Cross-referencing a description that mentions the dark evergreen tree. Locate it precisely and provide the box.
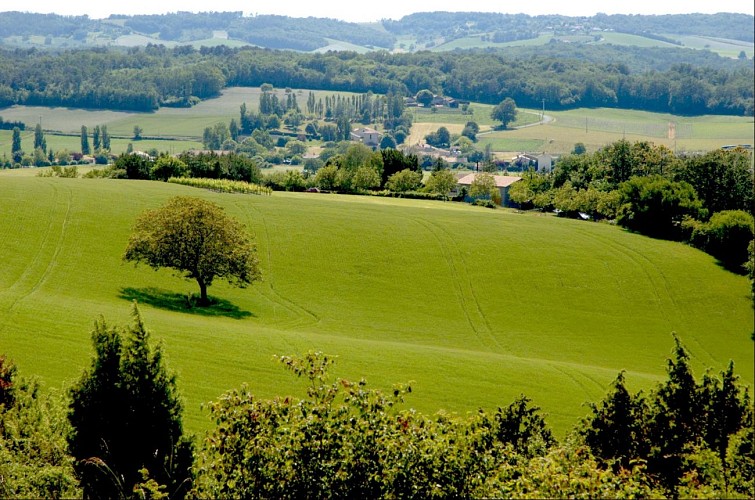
[68,305,193,498]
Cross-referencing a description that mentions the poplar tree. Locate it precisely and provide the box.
[33,123,46,153]
[80,126,90,155]
[11,127,22,163]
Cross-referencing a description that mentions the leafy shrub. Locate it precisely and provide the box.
[474,199,498,209]
[386,168,422,192]
[193,351,555,498]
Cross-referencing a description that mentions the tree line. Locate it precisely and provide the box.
[1,316,752,498]
[510,142,754,277]
[0,43,751,114]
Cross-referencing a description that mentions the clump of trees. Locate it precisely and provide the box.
[581,336,754,495]
[0,356,79,497]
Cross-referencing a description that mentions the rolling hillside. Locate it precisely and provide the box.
[0,11,752,57]
[0,173,751,435]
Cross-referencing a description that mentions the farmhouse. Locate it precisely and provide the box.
[457,173,521,206]
[514,153,553,173]
[350,127,380,147]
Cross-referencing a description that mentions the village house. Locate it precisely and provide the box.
[514,153,553,173]
[456,173,521,207]
[350,127,380,147]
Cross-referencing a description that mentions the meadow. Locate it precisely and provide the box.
[0,173,751,435]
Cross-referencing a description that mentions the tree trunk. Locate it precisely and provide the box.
[198,279,209,306]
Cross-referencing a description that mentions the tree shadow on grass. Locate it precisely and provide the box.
[119,287,254,319]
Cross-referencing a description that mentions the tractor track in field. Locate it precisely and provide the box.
[2,181,72,325]
[549,363,595,399]
[575,226,719,366]
[413,216,503,353]
[238,200,320,330]
[575,227,669,319]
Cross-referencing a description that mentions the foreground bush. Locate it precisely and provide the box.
[194,342,754,498]
[193,351,557,498]
[580,336,754,496]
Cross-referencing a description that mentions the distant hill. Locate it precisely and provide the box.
[384,11,754,46]
[0,10,752,56]
[0,11,394,51]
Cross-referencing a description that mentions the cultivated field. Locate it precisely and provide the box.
[478,107,755,155]
[0,175,751,435]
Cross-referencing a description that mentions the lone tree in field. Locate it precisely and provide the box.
[491,97,518,129]
[124,196,261,305]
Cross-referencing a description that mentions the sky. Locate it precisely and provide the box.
[8,0,755,23]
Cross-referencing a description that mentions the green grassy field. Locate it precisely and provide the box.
[0,174,751,436]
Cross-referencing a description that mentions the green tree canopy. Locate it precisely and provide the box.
[424,169,457,199]
[416,89,434,107]
[151,156,188,182]
[123,196,261,305]
[80,125,90,155]
[33,123,46,153]
[386,168,422,192]
[616,175,702,239]
[491,97,518,128]
[11,127,22,163]
[470,172,497,200]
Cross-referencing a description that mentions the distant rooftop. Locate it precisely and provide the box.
[457,173,521,188]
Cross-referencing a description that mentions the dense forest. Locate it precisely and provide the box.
[0,43,751,115]
[0,11,752,51]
